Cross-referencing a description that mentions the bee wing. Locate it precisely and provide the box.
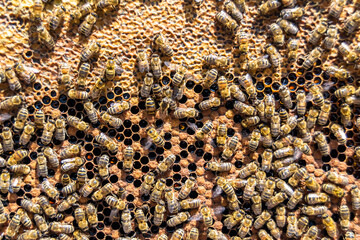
[187,122,198,132]
[322,81,333,91]
[212,185,223,198]
[305,92,313,102]
[26,66,40,74]
[61,158,76,164]
[109,208,120,221]
[213,206,226,215]
[189,213,202,221]
[0,113,12,123]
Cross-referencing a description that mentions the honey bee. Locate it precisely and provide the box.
[234,101,257,115]
[243,177,257,201]
[325,65,351,79]
[239,73,256,99]
[344,231,355,240]
[42,178,59,199]
[34,214,49,234]
[287,38,299,61]
[154,33,174,57]
[224,0,243,22]
[339,204,350,231]
[150,178,166,203]
[322,213,337,238]
[326,171,348,185]
[107,101,130,115]
[145,97,156,115]
[165,187,180,213]
[140,73,153,98]
[322,183,345,197]
[0,212,8,225]
[301,205,327,216]
[202,69,218,89]
[340,103,352,127]
[79,177,100,197]
[150,54,162,79]
[343,11,360,34]
[92,183,112,201]
[41,119,55,145]
[36,153,48,177]
[179,199,201,210]
[199,204,213,227]
[78,13,97,37]
[83,101,98,124]
[199,97,221,111]
[81,41,100,62]
[279,108,289,124]
[77,62,90,90]
[135,49,150,73]
[49,5,66,31]
[7,149,28,166]
[59,63,71,87]
[121,208,133,233]
[0,95,23,110]
[179,177,196,199]
[259,0,281,15]
[313,131,329,156]
[351,185,360,210]
[67,115,89,131]
[140,172,155,196]
[0,169,10,194]
[21,198,42,214]
[309,21,328,45]
[68,89,89,100]
[96,0,119,10]
[335,85,356,99]
[236,31,249,54]
[258,229,273,240]
[323,25,338,50]
[18,230,41,240]
[104,56,116,81]
[76,166,86,188]
[187,227,199,240]
[9,164,30,175]
[204,53,230,68]
[60,145,81,159]
[207,229,227,240]
[293,137,311,155]
[317,100,331,126]
[215,10,238,33]
[155,154,175,175]
[146,126,165,147]
[247,129,260,151]
[57,193,79,212]
[60,157,84,172]
[276,179,295,197]
[206,161,232,172]
[73,230,89,240]
[265,44,281,68]
[215,123,227,149]
[250,193,262,215]
[297,216,309,236]
[238,162,257,180]
[101,111,123,128]
[19,125,34,146]
[49,222,75,234]
[153,200,166,226]
[9,175,22,193]
[305,108,318,130]
[135,206,150,234]
[305,192,329,205]
[171,229,185,240]
[32,0,43,21]
[303,47,323,70]
[269,112,280,138]
[281,7,303,19]
[266,192,288,209]
[69,1,93,23]
[229,84,246,102]
[17,207,32,228]
[61,174,71,186]
[14,62,36,84]
[174,107,199,119]
[38,25,55,50]
[238,215,253,238]
[260,149,273,172]
[308,83,324,106]
[329,0,346,18]
[38,196,56,218]
[74,207,88,231]
[329,123,346,145]
[296,118,311,143]
[277,19,299,35]
[269,23,285,46]
[5,67,21,91]
[285,212,297,238]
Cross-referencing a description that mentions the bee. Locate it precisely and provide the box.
[216,177,236,197]
[146,126,165,147]
[278,86,292,109]
[269,23,284,46]
[49,222,75,234]
[267,219,281,239]
[217,76,231,99]
[322,213,337,238]
[140,172,155,196]
[150,178,166,203]
[265,44,281,68]
[285,38,299,61]
[340,103,352,127]
[68,89,89,100]
[238,162,258,179]
[153,200,166,226]
[0,211,8,225]
[259,0,281,15]
[73,230,89,240]
[8,164,30,175]
[135,206,149,234]
[260,149,273,172]
[286,188,302,209]
[238,215,253,238]
[323,25,338,50]
[203,69,218,88]
[0,95,23,110]
[266,192,288,209]
[7,149,28,166]
[247,55,272,73]
[250,193,262,215]
[253,171,265,193]
[204,53,230,68]
[171,229,185,240]
[242,116,265,131]
[297,216,309,236]
[100,111,123,128]
[293,137,311,155]
[144,97,156,115]
[104,57,116,81]
[80,177,100,197]
[326,171,348,185]
[14,62,36,84]
[207,229,227,240]
[296,118,311,142]
[325,65,351,79]
[274,146,295,162]
[5,67,21,91]
[199,204,213,227]
[0,169,10,194]
[329,0,346,18]
[301,205,327,216]
[36,153,48,177]
[303,47,323,70]
[308,83,324,107]
[57,193,79,211]
[344,231,355,240]
[198,98,221,112]
[140,73,153,98]
[32,0,43,21]
[281,7,303,20]
[234,101,257,115]
[155,154,175,175]
[41,119,55,145]
[4,212,21,238]
[313,131,329,156]
[269,113,280,138]
[285,212,298,238]
[33,110,45,130]
[229,84,246,102]
[92,183,112,201]
[351,185,360,210]
[279,108,289,124]
[205,161,232,172]
[69,2,93,23]
[77,62,90,89]
[38,26,55,50]
[339,204,350,231]
[215,10,238,33]
[165,187,180,213]
[18,230,41,240]
[17,208,32,228]
[248,129,261,152]
[81,41,100,62]
[224,0,243,22]
[60,145,81,159]
[121,208,133,233]
[243,177,257,201]
[258,230,273,240]
[61,174,70,186]
[317,100,331,126]
[237,31,249,54]
[38,196,56,218]
[305,108,318,129]
[239,73,256,99]
[59,63,71,87]
[76,166,86,188]
[78,13,97,37]
[9,175,22,193]
[21,198,42,214]
[277,19,299,35]
[179,177,196,199]
[49,5,66,31]
[107,101,130,115]
[344,11,360,34]
[34,214,49,234]
[153,33,173,57]
[41,178,59,199]
[61,157,84,172]
[309,21,328,45]
[96,0,119,10]
[335,85,356,99]
[305,192,329,205]
[174,108,199,119]
[67,115,89,131]
[136,49,150,73]
[187,227,199,240]
[330,123,347,145]
[150,54,162,79]
[322,183,345,197]
[82,101,98,124]
[179,199,201,210]
[74,207,88,231]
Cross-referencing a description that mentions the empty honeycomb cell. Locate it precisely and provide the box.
[156,147,164,155]
[201,89,211,98]
[225,100,235,110]
[141,195,150,201]
[186,80,195,89]
[33,82,42,90]
[256,82,264,91]
[140,156,149,165]
[339,154,346,162]
[271,82,280,91]
[180,150,189,158]
[187,127,195,135]
[125,138,133,145]
[59,104,68,113]
[148,152,156,160]
[35,101,43,109]
[330,149,338,158]
[109,175,118,183]
[161,76,171,86]
[347,167,354,175]
[133,179,141,187]
[188,163,197,171]
[194,85,203,94]
[322,164,331,172]
[338,145,346,152]
[354,171,360,179]
[179,123,187,131]
[42,96,51,105]
[116,134,124,142]
[126,175,134,183]
[188,145,196,153]
[173,174,181,182]
[179,95,188,104]
[124,129,132,137]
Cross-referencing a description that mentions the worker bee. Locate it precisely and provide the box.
[107,101,130,115]
[203,69,218,88]
[260,149,273,172]
[37,153,48,177]
[21,198,42,214]
[216,123,227,148]
[79,177,100,197]
[174,108,199,119]
[259,0,281,15]
[171,229,185,240]
[49,222,75,234]
[322,183,345,197]
[322,213,337,238]
[57,193,79,211]
[249,129,261,151]
[8,164,30,175]
[293,137,311,155]
[250,193,262,215]
[92,183,113,201]
[224,0,243,22]
[74,207,88,231]
[83,101,98,124]
[258,229,273,240]
[18,230,41,240]
[325,64,351,79]
[32,0,43,21]
[301,205,327,216]
[286,188,302,210]
[136,49,150,73]
[217,76,230,99]
[13,107,28,133]
[34,214,49,234]
[78,13,97,37]
[307,82,324,106]
[60,145,81,159]
[150,178,166,203]
[155,154,175,175]
[153,33,173,57]
[14,62,36,84]
[323,25,338,50]
[17,207,32,229]
[49,5,66,31]
[317,100,331,126]
[81,41,100,62]
[269,23,285,46]
[61,157,84,172]
[121,207,133,233]
[296,118,311,143]
[294,90,306,117]
[76,166,86,188]
[150,54,162,79]
[238,162,258,179]
[343,11,360,34]
[238,215,253,238]
[140,172,155,196]
[206,161,232,172]
[241,116,260,129]
[276,179,295,197]
[179,177,196,199]
[0,95,23,110]
[0,211,8,225]
[67,115,89,131]
[344,231,355,240]
[326,171,348,185]
[146,126,165,147]
[234,101,256,115]
[266,192,288,209]
[279,85,293,109]
[41,178,59,199]
[145,97,156,115]
[340,103,352,127]
[38,196,56,218]
[229,84,246,102]
[121,146,134,173]
[200,204,214,227]
[38,25,55,50]
[279,108,289,124]
[286,38,299,61]
[187,227,199,240]
[9,175,22,193]
[243,177,257,201]
[286,212,298,238]
[61,173,71,186]
[237,31,249,54]
[277,19,299,35]
[41,119,55,145]
[335,85,356,99]
[165,187,180,213]
[329,0,346,18]
[351,185,360,210]
[339,204,350,231]
[203,53,230,68]
[69,1,92,23]
[280,7,303,19]
[265,44,281,68]
[104,56,116,81]
[68,89,89,100]
[305,108,318,129]
[77,62,90,90]
[5,67,21,91]
[239,73,256,99]
[269,112,280,138]
[7,149,28,166]
[179,199,201,210]
[140,73,153,98]
[153,200,166,226]
[309,21,328,45]
[96,0,119,10]
[100,111,123,128]
[303,47,323,70]
[215,10,238,33]
[19,122,35,145]
[314,131,329,156]
[330,123,347,145]
[135,206,150,234]
[305,192,329,205]
[59,63,71,87]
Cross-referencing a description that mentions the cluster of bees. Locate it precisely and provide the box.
[1,0,360,239]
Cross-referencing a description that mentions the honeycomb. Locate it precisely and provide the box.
[0,0,360,239]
